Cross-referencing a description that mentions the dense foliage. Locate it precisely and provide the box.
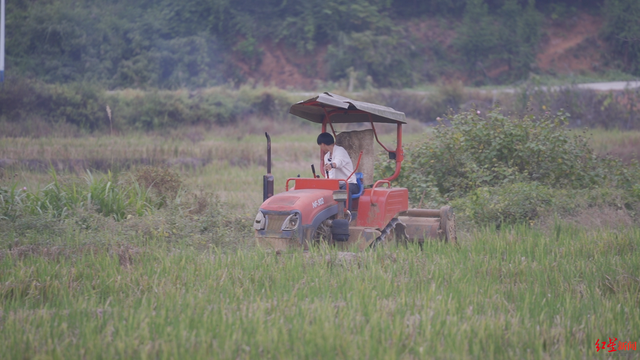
[2,78,639,133]
[602,0,640,76]
[0,78,298,132]
[378,109,640,226]
[3,0,623,89]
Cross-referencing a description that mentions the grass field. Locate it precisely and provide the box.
[1,126,639,359]
[1,226,638,359]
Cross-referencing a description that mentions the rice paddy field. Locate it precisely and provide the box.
[1,126,639,359]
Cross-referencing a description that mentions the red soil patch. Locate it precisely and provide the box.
[234,41,327,90]
[536,13,605,74]
[405,18,465,82]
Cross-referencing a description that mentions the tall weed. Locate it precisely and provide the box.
[23,168,84,218]
[0,184,27,221]
[85,170,154,221]
[4,168,155,222]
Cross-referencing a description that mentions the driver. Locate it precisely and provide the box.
[317,132,359,198]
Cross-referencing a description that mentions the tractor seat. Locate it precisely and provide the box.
[351,172,364,200]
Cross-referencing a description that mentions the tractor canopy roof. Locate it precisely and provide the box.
[290,92,406,124]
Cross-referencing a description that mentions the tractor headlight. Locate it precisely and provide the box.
[281,213,300,231]
[253,211,266,230]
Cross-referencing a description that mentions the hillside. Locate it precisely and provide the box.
[3,0,639,89]
[239,12,609,88]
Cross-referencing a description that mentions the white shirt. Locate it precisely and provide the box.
[324,145,357,184]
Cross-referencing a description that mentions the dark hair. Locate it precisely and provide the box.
[317,132,335,145]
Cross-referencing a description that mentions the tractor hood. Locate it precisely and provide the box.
[260,189,337,225]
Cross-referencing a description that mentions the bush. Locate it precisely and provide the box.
[134,166,183,206]
[385,109,610,198]
[452,182,552,227]
[453,183,638,228]
[378,108,640,226]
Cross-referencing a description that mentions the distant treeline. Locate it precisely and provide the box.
[4,0,639,88]
[1,78,639,135]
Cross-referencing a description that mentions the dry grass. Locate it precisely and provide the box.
[563,207,636,229]
[587,129,640,164]
[536,206,637,235]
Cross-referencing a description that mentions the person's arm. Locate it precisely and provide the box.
[323,153,333,172]
[331,147,350,169]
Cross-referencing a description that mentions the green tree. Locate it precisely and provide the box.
[327,28,420,88]
[391,0,467,17]
[602,0,640,75]
[454,0,496,77]
[497,0,541,79]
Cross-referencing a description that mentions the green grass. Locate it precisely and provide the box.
[1,127,639,359]
[1,225,638,359]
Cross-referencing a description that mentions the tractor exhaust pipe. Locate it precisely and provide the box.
[263,132,274,201]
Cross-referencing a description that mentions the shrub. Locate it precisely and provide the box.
[452,182,552,227]
[377,108,640,226]
[134,166,183,206]
[384,109,609,199]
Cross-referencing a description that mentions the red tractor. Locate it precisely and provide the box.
[253,92,456,250]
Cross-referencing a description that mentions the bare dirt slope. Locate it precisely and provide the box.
[234,41,327,89]
[536,13,605,75]
[236,13,607,88]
